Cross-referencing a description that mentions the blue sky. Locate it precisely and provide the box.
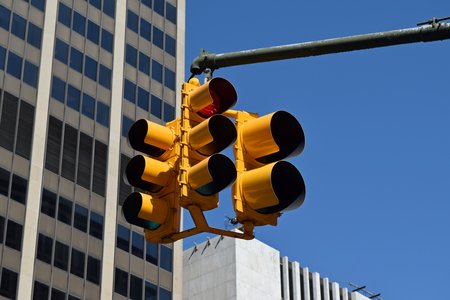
[182,1,450,299]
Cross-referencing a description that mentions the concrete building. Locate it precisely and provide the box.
[0,0,184,298]
[183,234,369,300]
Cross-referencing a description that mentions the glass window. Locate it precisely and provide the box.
[27,22,42,49]
[74,204,88,232]
[55,39,69,65]
[152,27,164,49]
[71,248,85,278]
[51,76,66,103]
[166,3,177,24]
[10,174,27,204]
[54,241,69,270]
[146,242,158,265]
[159,287,172,300]
[131,231,144,258]
[141,0,151,9]
[0,268,18,299]
[41,189,57,217]
[36,233,53,263]
[0,92,18,152]
[130,275,142,300]
[127,10,138,33]
[114,268,128,297]
[0,46,6,70]
[89,0,101,10]
[45,116,62,174]
[96,101,110,127]
[61,124,78,181]
[92,140,107,196]
[139,52,150,75]
[124,79,136,103]
[116,224,129,252]
[33,281,49,300]
[151,60,162,83]
[87,20,100,44]
[122,116,133,137]
[84,55,98,81]
[103,0,115,18]
[140,18,151,41]
[73,11,86,36]
[0,5,11,31]
[164,67,175,91]
[31,0,46,11]
[11,13,26,39]
[101,29,113,53]
[70,47,83,73]
[165,34,176,57]
[5,220,22,251]
[58,3,72,28]
[119,154,131,205]
[163,103,175,122]
[57,196,72,225]
[154,0,164,16]
[0,168,9,197]
[51,288,65,300]
[160,245,173,272]
[145,281,157,300]
[77,132,92,189]
[23,60,39,88]
[16,100,35,159]
[0,216,4,243]
[68,295,82,300]
[150,95,162,119]
[7,51,23,79]
[99,64,112,89]
[82,93,95,119]
[87,256,101,284]
[67,85,81,111]
[137,87,149,111]
[126,44,137,67]
[89,211,103,239]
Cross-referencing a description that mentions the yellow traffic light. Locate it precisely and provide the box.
[232,110,306,227]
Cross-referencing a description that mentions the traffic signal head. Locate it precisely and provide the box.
[122,192,168,230]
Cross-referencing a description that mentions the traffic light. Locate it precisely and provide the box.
[232,110,306,228]
[122,118,181,243]
[179,78,237,211]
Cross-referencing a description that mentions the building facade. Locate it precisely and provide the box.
[183,234,369,300]
[0,0,184,298]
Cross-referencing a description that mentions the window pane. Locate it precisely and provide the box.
[96,101,109,127]
[36,233,53,263]
[137,87,149,111]
[116,224,129,252]
[166,3,177,24]
[163,103,175,122]
[124,79,136,103]
[33,281,49,300]
[119,154,131,205]
[152,27,163,49]
[101,29,113,53]
[31,0,46,11]
[90,211,103,239]
[72,11,86,36]
[84,56,98,81]
[61,124,78,181]
[10,174,27,204]
[51,76,66,103]
[114,268,128,297]
[0,92,18,152]
[7,51,23,79]
[0,5,11,31]
[165,34,176,57]
[27,22,42,49]
[164,67,175,91]
[126,44,137,67]
[77,132,92,189]
[70,47,83,73]
[92,140,107,196]
[89,0,101,10]
[41,188,57,217]
[57,196,72,225]
[159,287,172,300]
[160,245,173,272]
[0,216,4,243]
[130,275,142,300]
[51,288,65,300]
[122,116,133,137]
[82,93,95,119]
[127,10,138,33]
[87,256,101,284]
[45,116,63,173]
[131,231,144,258]
[0,46,6,70]
[142,0,151,9]
[58,3,72,28]
[23,60,39,88]
[103,0,115,18]
[87,20,100,44]
[145,281,157,300]
[151,60,162,83]
[11,13,26,39]
[0,168,9,197]
[139,52,150,75]
[154,0,164,16]
[140,19,151,41]
[16,100,35,159]
[99,64,111,89]
[55,38,69,63]
[5,219,23,251]
[73,204,88,232]
[0,268,18,299]
[71,248,85,278]
[146,242,158,265]
[54,241,69,270]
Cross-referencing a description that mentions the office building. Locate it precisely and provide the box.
[0,0,184,298]
[183,234,369,300]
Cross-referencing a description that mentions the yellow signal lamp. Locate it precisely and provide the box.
[125,155,174,193]
[122,192,169,230]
